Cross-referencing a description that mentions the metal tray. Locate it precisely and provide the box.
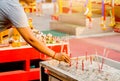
[40,55,120,81]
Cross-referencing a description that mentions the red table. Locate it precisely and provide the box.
[0,43,69,81]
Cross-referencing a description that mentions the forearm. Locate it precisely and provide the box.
[27,37,55,58]
[17,27,55,58]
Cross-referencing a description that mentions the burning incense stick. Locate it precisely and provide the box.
[100,49,109,70]
[86,51,88,61]
[100,48,107,70]
[69,53,72,67]
[60,41,64,53]
[95,49,101,72]
[90,56,92,64]
[82,60,84,71]
[58,38,64,64]
[76,57,78,69]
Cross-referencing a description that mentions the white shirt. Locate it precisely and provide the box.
[0,0,29,32]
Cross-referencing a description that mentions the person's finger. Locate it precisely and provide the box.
[62,54,70,63]
[65,57,70,63]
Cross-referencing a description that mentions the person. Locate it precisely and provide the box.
[0,0,70,63]
[36,0,45,16]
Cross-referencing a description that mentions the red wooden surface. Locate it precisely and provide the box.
[0,43,68,81]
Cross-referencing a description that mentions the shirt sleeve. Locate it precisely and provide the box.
[6,3,29,28]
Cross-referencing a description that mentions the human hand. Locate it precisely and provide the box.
[53,52,70,64]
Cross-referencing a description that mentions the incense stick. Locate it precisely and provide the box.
[76,57,78,69]
[60,41,64,53]
[100,50,109,70]
[95,49,101,72]
[82,60,84,71]
[86,51,88,61]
